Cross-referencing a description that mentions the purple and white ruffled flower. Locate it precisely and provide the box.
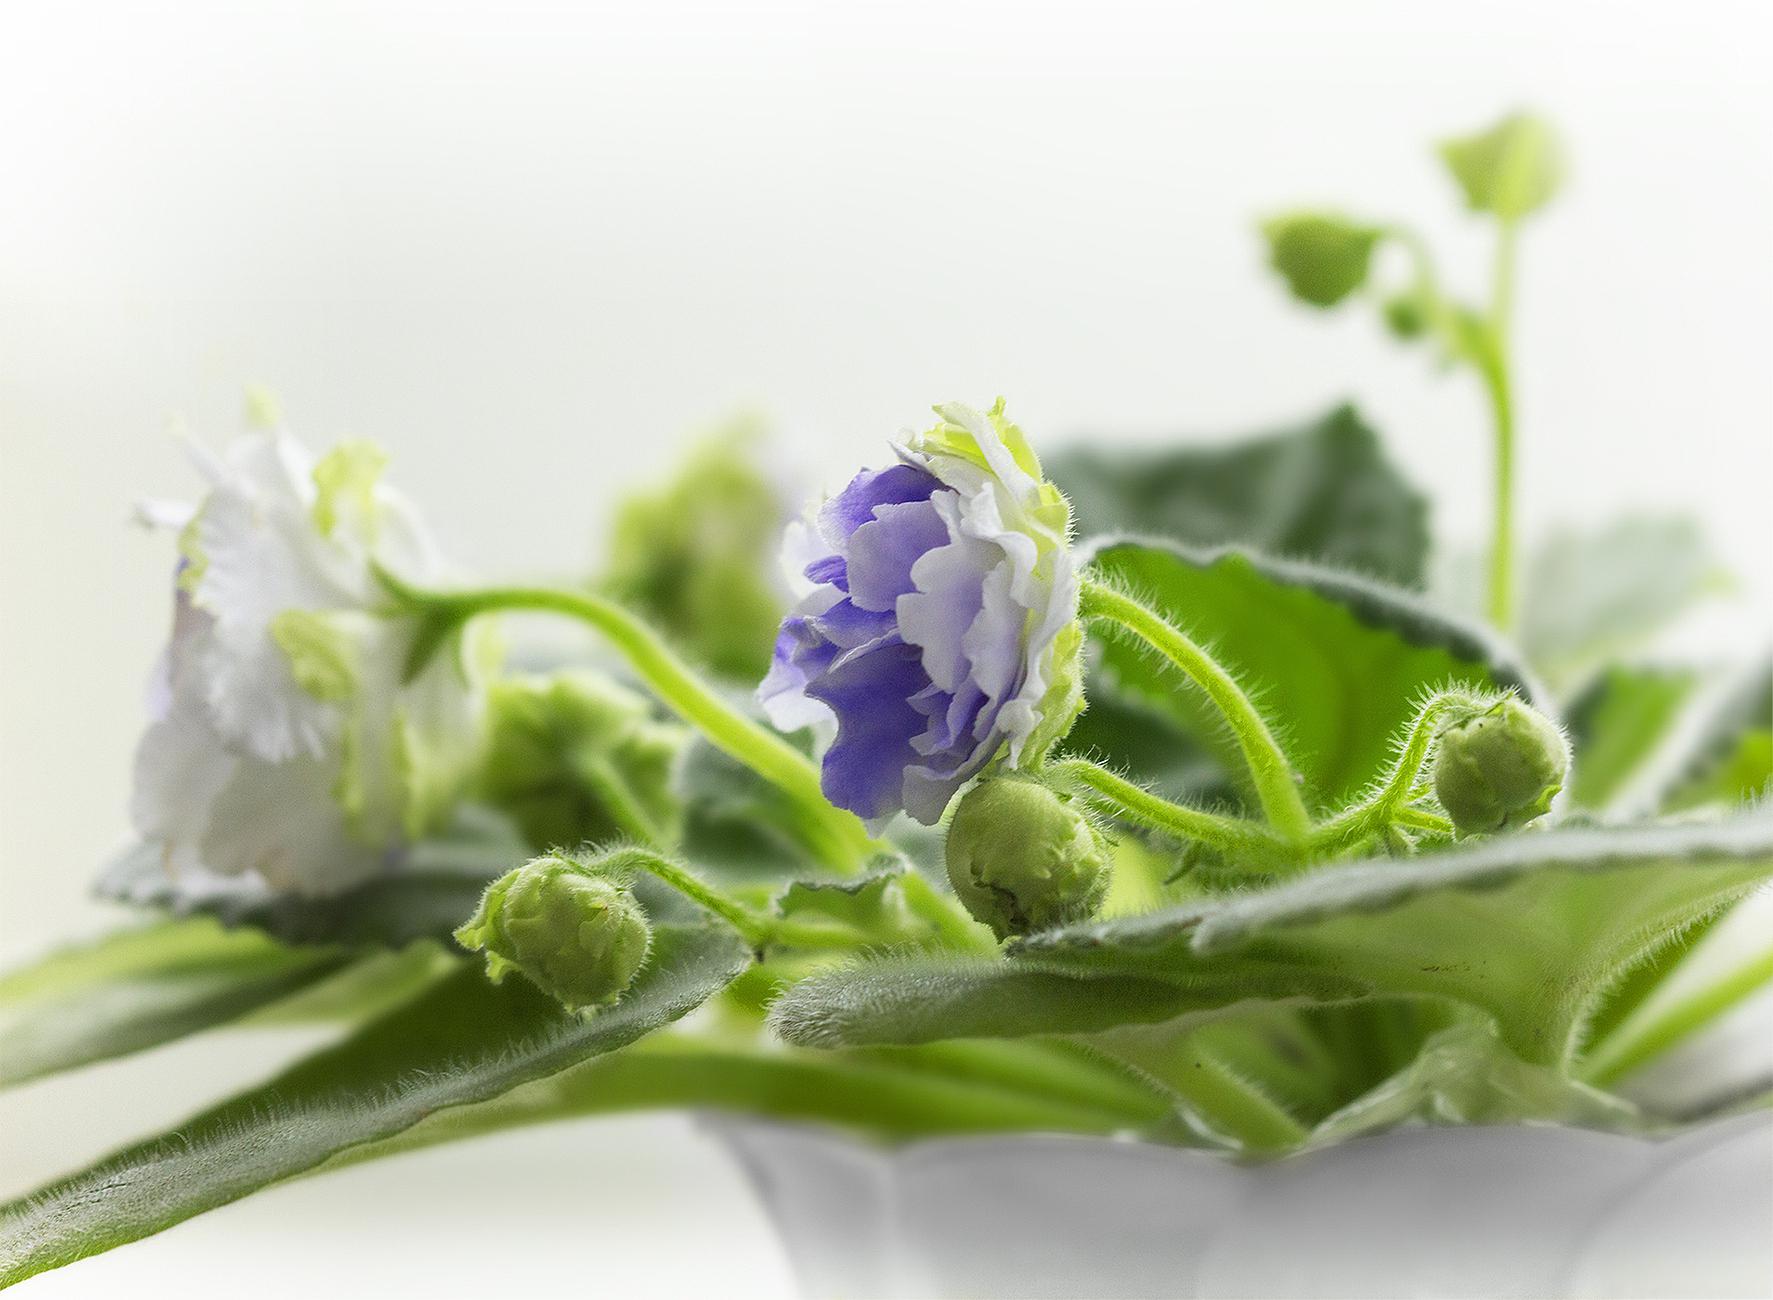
[759,401,1080,825]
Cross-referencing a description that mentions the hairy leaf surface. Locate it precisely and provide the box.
[0,924,747,1287]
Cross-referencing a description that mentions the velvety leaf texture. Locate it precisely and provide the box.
[1048,405,1430,588]
[0,920,349,1089]
[0,923,749,1287]
[1078,538,1538,810]
[774,816,1773,1070]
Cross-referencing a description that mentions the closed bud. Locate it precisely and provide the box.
[1433,697,1569,835]
[945,778,1110,941]
[480,672,685,852]
[454,852,652,1010]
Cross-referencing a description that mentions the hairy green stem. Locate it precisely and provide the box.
[895,870,997,952]
[629,854,870,953]
[1311,689,1491,852]
[1582,942,1773,1087]
[1099,1034,1308,1154]
[377,571,875,871]
[1079,578,1312,843]
[574,752,670,848]
[1050,758,1297,871]
[1393,806,1454,836]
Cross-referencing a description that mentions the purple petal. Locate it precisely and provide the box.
[819,463,941,542]
[804,553,848,590]
[806,636,931,821]
[846,500,949,613]
[812,597,897,650]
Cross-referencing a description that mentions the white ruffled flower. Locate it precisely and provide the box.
[132,429,491,896]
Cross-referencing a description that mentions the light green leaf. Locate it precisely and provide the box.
[1078,539,1537,810]
[1259,213,1384,308]
[1566,666,1703,811]
[1048,405,1430,588]
[1438,112,1565,220]
[0,920,349,1089]
[774,817,1773,1070]
[1517,517,1730,692]
[1664,659,1773,812]
[1036,815,1773,1065]
[0,923,748,1288]
[95,809,529,948]
[1307,1021,1634,1146]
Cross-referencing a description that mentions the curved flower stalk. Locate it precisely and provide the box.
[132,429,492,896]
[759,400,1083,825]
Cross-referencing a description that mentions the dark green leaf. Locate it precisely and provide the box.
[95,809,529,948]
[1080,538,1537,810]
[0,920,349,1089]
[0,923,747,1287]
[1259,213,1384,307]
[1049,405,1430,588]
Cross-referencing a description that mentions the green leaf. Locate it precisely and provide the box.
[1048,405,1430,588]
[1515,517,1730,693]
[1664,659,1773,812]
[0,920,350,1089]
[776,871,936,946]
[1079,538,1537,810]
[0,923,748,1287]
[1438,112,1565,220]
[769,950,1362,1048]
[1259,213,1384,307]
[774,817,1773,1069]
[674,733,827,884]
[95,809,529,948]
[327,1035,1175,1166]
[1566,666,1702,811]
[1307,1021,1634,1145]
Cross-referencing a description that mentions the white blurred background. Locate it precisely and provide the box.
[1,1,1768,1294]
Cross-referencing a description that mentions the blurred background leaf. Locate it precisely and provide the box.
[1050,404,1430,588]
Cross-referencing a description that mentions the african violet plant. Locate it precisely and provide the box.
[2,112,1770,1288]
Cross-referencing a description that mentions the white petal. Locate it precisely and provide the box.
[201,753,387,896]
[130,683,237,878]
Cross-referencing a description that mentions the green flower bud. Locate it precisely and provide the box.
[480,672,685,852]
[454,853,652,1010]
[1433,697,1569,835]
[602,431,788,680]
[945,778,1110,941]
